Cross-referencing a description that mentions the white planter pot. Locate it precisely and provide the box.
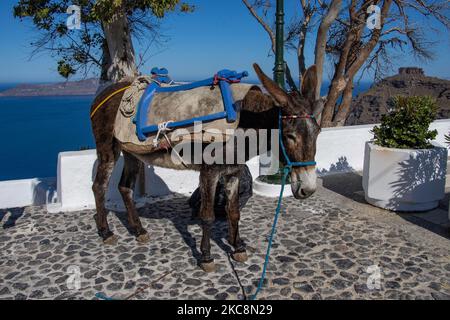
[362,141,447,212]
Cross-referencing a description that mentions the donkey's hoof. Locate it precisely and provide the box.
[200,261,216,273]
[136,232,150,244]
[232,251,248,263]
[103,234,118,245]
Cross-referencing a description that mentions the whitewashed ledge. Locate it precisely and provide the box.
[0,119,449,211]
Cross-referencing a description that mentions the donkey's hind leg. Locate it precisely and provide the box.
[92,143,121,245]
[119,151,149,243]
[224,171,248,263]
[199,166,220,272]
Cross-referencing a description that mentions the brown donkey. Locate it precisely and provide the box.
[90,63,323,272]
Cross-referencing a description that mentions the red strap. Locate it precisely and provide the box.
[213,74,241,86]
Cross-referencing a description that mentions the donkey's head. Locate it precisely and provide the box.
[254,63,323,199]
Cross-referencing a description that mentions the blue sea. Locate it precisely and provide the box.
[0,81,372,181]
[0,85,95,181]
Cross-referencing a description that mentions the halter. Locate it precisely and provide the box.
[278,109,317,169]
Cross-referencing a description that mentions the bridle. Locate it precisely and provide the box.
[278,110,317,169]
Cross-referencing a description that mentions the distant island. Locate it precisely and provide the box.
[0,78,99,97]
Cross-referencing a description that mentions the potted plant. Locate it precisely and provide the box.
[362,96,447,212]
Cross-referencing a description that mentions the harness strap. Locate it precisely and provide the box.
[281,114,315,120]
[213,74,242,86]
[90,86,131,119]
[279,110,317,168]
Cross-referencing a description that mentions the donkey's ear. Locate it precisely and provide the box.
[253,63,290,107]
[301,65,318,102]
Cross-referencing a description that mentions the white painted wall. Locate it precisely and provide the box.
[0,177,55,209]
[315,119,450,174]
[1,119,449,211]
[47,150,206,213]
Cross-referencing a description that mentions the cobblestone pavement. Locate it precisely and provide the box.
[1,189,450,300]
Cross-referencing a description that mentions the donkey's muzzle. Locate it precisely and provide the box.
[291,168,317,199]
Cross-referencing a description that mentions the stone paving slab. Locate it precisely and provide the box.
[1,190,450,300]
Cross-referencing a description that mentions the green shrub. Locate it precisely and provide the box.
[372,96,438,149]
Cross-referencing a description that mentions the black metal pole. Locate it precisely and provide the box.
[270,0,286,180]
[274,0,285,89]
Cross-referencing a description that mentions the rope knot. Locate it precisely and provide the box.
[153,121,173,147]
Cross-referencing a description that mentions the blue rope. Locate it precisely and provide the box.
[250,109,318,300]
[95,292,116,300]
[250,165,291,300]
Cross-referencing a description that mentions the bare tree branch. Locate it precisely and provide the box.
[242,0,276,53]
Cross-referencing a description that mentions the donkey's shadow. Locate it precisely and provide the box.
[0,208,25,229]
[111,196,232,263]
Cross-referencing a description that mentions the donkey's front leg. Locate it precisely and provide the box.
[224,174,248,263]
[198,167,220,272]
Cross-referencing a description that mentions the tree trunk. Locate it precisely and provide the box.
[322,0,393,127]
[321,77,347,127]
[333,79,354,126]
[297,26,306,79]
[314,0,342,100]
[101,6,139,83]
[100,38,112,82]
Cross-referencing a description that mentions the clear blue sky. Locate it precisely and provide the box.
[0,0,449,83]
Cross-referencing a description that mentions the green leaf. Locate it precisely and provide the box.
[57,60,76,79]
[373,96,438,149]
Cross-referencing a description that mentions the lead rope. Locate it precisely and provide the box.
[250,165,291,300]
[250,109,317,300]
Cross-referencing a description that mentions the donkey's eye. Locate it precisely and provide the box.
[286,133,296,141]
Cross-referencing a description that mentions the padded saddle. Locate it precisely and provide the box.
[134,69,249,141]
[114,69,257,152]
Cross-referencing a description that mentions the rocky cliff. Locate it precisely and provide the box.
[346,68,450,125]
